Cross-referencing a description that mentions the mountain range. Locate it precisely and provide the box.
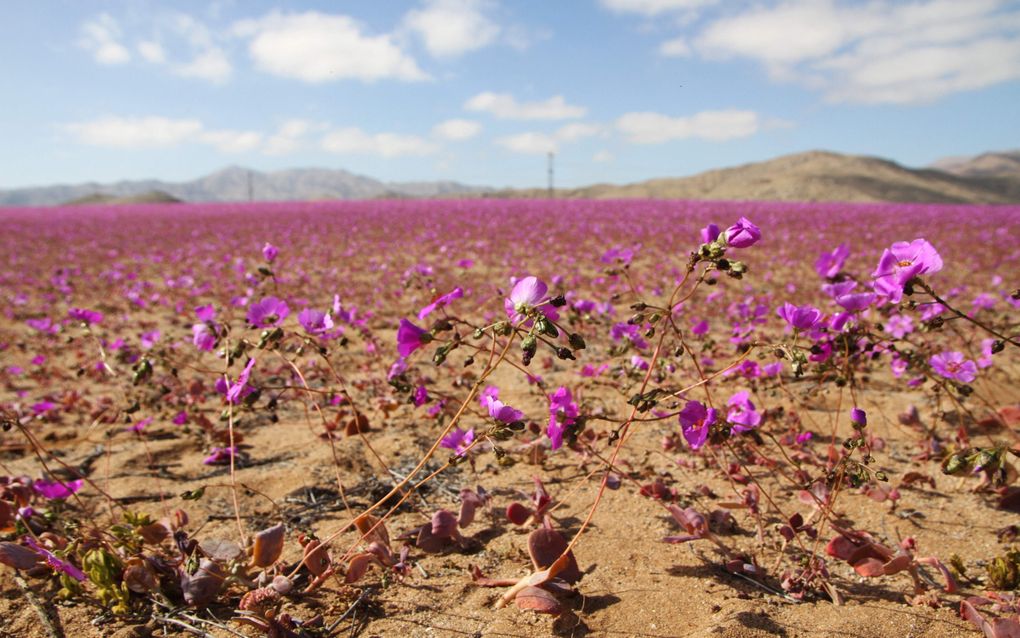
[2,150,1018,206]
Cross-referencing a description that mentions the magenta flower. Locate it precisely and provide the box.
[815,243,850,279]
[850,408,867,427]
[505,276,559,325]
[835,292,875,312]
[413,385,429,407]
[26,318,58,334]
[484,391,524,423]
[203,447,237,465]
[128,417,153,433]
[298,308,334,336]
[172,411,188,425]
[884,314,913,339]
[547,386,579,450]
[723,217,761,248]
[195,304,216,322]
[776,302,822,331]
[700,223,721,244]
[192,323,217,351]
[226,358,257,404]
[33,478,83,500]
[872,239,943,302]
[727,391,761,433]
[68,307,103,325]
[929,351,977,383]
[262,242,279,262]
[601,245,635,265]
[140,330,161,350]
[247,296,290,328]
[417,287,464,320]
[396,318,430,357]
[22,536,86,582]
[440,427,475,456]
[678,401,716,450]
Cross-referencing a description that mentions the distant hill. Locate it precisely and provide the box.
[0,166,491,206]
[65,190,182,205]
[3,151,1019,206]
[491,151,1020,203]
[930,150,1020,179]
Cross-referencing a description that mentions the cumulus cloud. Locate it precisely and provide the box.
[496,122,602,154]
[616,110,761,143]
[175,48,232,83]
[691,0,1020,104]
[432,119,482,140]
[234,11,428,83]
[465,92,586,120]
[659,37,691,57]
[263,119,327,155]
[137,40,166,64]
[64,116,259,153]
[78,14,131,65]
[403,0,500,57]
[601,0,716,16]
[321,128,439,156]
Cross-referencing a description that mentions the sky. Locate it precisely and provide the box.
[2,0,1019,190]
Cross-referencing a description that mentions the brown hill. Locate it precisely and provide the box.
[930,150,1020,179]
[64,190,182,205]
[489,150,1020,203]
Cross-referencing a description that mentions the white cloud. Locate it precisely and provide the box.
[601,0,715,16]
[175,48,232,83]
[465,92,586,120]
[616,110,760,143]
[321,128,439,156]
[691,0,1020,105]
[198,130,262,153]
[496,132,558,155]
[403,0,500,58]
[137,40,166,64]
[264,119,326,155]
[234,11,428,83]
[432,119,482,140]
[593,150,615,162]
[65,116,202,148]
[496,122,602,154]
[78,14,131,65]
[659,37,691,57]
[64,116,262,153]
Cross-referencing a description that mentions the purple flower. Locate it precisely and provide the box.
[418,287,464,320]
[128,417,153,433]
[815,243,850,279]
[505,276,559,325]
[247,296,290,328]
[884,314,913,339]
[700,223,721,244]
[835,292,875,312]
[547,386,579,450]
[723,217,761,249]
[413,385,429,407]
[172,411,188,425]
[484,391,524,423]
[192,323,217,351]
[678,401,716,450]
[262,242,279,262]
[396,318,430,357]
[776,302,822,331]
[140,330,161,350]
[68,307,103,325]
[850,408,867,427]
[601,246,635,265]
[26,318,58,334]
[727,391,761,433]
[441,427,475,456]
[872,239,943,303]
[195,304,216,322]
[387,357,408,380]
[22,536,86,582]
[33,478,83,500]
[929,351,977,383]
[978,338,996,369]
[298,308,334,336]
[203,446,237,465]
[226,358,257,404]
[691,319,709,336]
[630,355,649,371]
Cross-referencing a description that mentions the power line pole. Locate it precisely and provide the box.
[547,151,554,198]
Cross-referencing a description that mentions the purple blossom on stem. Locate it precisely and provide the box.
[226,358,257,404]
[505,276,559,325]
[727,391,761,433]
[850,408,867,427]
[246,296,290,328]
[262,242,279,262]
[872,238,943,303]
[418,287,464,320]
[700,223,721,244]
[203,447,237,465]
[192,323,217,352]
[33,478,83,500]
[413,385,429,407]
[298,308,334,336]
[678,401,716,450]
[815,243,850,279]
[929,351,977,383]
[195,304,216,322]
[547,386,579,450]
[22,536,86,582]
[26,318,58,334]
[776,302,822,331]
[140,330,161,350]
[68,308,103,325]
[723,217,761,248]
[601,245,635,265]
[484,391,524,423]
[441,427,475,456]
[396,318,430,357]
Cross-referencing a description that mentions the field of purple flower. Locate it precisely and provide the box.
[1,199,1019,637]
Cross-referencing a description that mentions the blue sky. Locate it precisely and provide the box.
[2,0,1019,189]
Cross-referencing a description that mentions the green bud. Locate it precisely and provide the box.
[568,333,586,350]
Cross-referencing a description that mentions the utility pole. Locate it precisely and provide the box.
[547,151,554,198]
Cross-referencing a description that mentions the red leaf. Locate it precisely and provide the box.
[514,586,563,615]
[506,502,532,526]
[527,527,581,584]
[251,523,286,568]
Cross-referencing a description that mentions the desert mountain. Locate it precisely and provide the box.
[494,151,1020,203]
[0,166,490,206]
[929,150,1020,180]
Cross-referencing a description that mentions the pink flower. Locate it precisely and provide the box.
[396,318,430,357]
[418,287,463,320]
[505,276,559,325]
[700,223,721,244]
[723,217,761,248]
[678,401,716,450]
[247,296,290,328]
[484,391,524,423]
[727,391,761,433]
[815,243,849,279]
[203,447,237,465]
[441,428,475,456]
[33,478,83,500]
[777,302,822,331]
[262,242,279,262]
[68,308,103,325]
[872,239,942,303]
[929,351,977,383]
[226,358,257,404]
[298,308,334,336]
[547,386,578,450]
